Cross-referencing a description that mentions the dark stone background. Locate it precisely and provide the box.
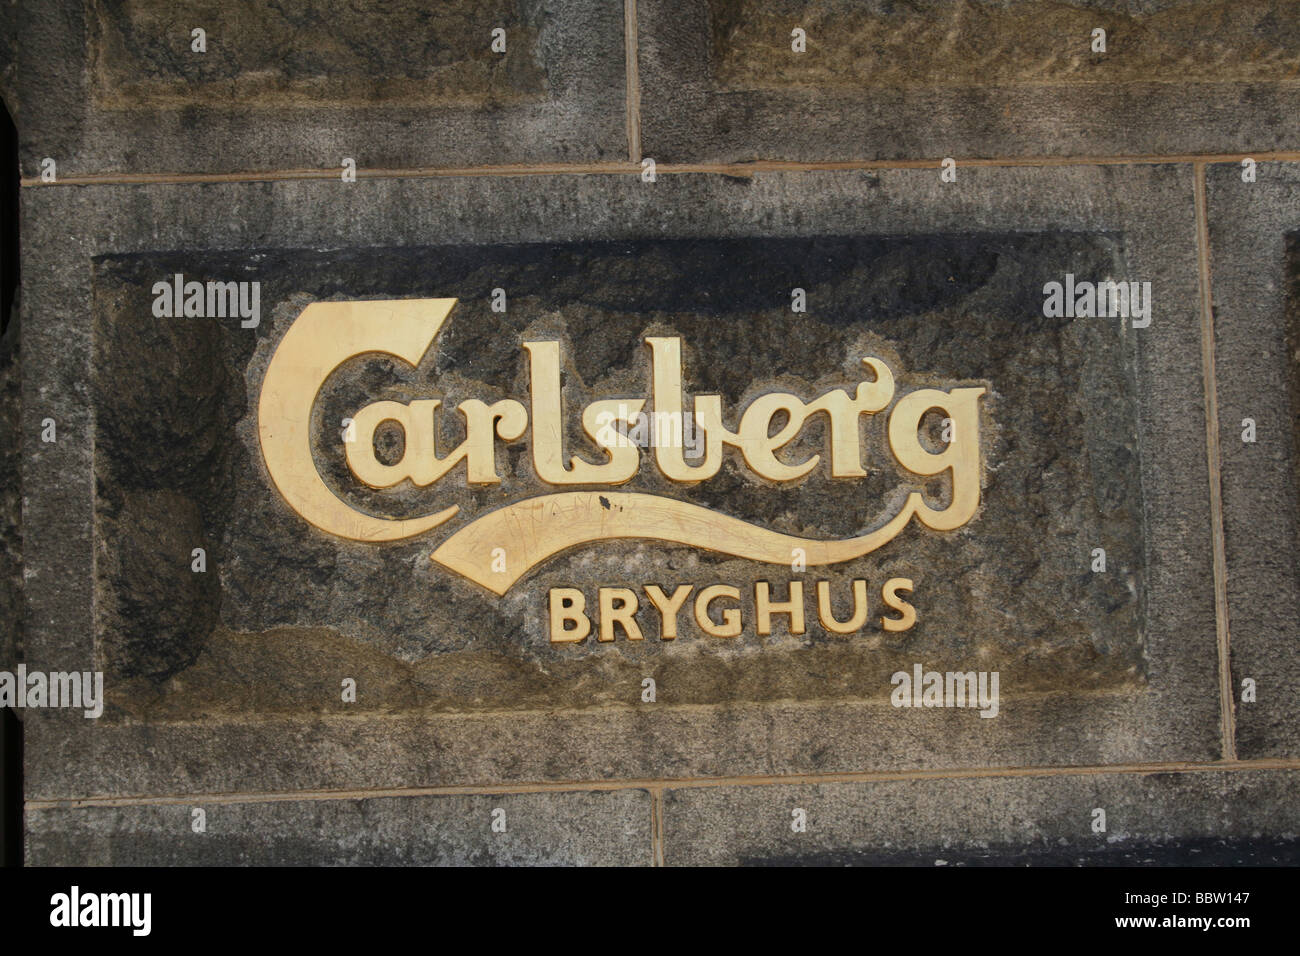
[93,233,1144,718]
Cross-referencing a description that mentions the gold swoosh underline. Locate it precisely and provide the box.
[430,491,923,595]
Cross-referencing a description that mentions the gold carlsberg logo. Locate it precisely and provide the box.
[257,299,986,615]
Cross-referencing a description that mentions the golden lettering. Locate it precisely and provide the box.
[881,577,916,632]
[694,584,742,638]
[803,359,895,477]
[346,399,440,488]
[457,399,529,483]
[545,576,918,642]
[258,300,988,594]
[755,580,806,635]
[549,587,590,643]
[887,388,985,531]
[816,579,870,634]
[645,336,731,481]
[345,397,527,488]
[257,299,460,541]
[644,584,693,640]
[737,394,818,483]
[598,587,643,642]
[524,341,645,484]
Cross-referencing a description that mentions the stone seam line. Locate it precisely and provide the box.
[1193,162,1238,763]
[623,0,642,163]
[650,787,664,867]
[24,758,1300,810]
[17,153,1300,187]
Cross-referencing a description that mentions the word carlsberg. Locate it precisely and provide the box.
[258,299,987,594]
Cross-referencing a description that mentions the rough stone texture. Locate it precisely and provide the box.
[662,769,1300,866]
[26,788,652,865]
[638,0,1300,162]
[89,0,548,108]
[7,0,627,176]
[91,235,1144,717]
[1205,161,1300,759]
[19,165,1223,810]
[709,0,1300,88]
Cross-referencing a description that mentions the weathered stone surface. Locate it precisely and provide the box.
[638,0,1300,162]
[20,166,1222,807]
[8,0,1300,872]
[89,0,547,108]
[708,0,1300,88]
[26,788,652,865]
[1205,161,1300,759]
[9,0,627,176]
[21,693,1219,803]
[92,235,1143,717]
[662,769,1300,866]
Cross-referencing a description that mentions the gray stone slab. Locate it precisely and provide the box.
[637,0,1300,163]
[25,787,652,865]
[661,769,1300,866]
[20,164,1221,803]
[1205,161,1300,759]
[7,0,629,177]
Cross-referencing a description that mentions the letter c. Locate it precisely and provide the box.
[258,298,461,541]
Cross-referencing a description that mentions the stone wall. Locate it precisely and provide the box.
[3,0,1299,866]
